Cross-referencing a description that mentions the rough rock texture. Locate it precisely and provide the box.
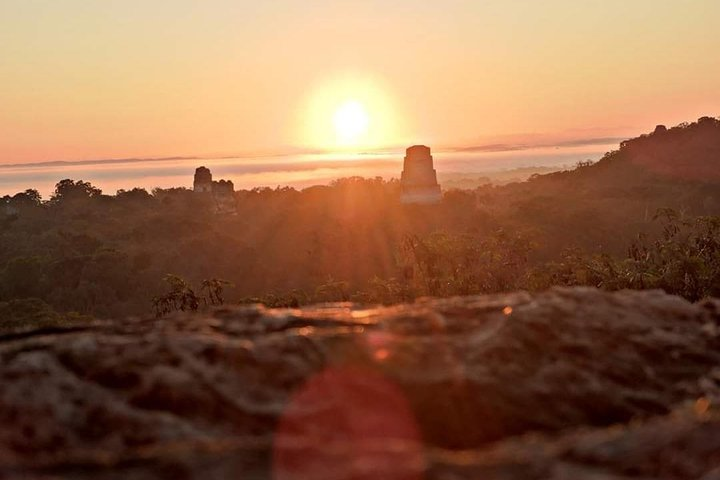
[1,287,719,479]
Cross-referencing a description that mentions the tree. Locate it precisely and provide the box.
[116,188,152,203]
[619,209,720,300]
[10,189,42,207]
[0,256,47,299]
[50,179,102,204]
[153,275,232,317]
[531,210,720,301]
[314,276,350,302]
[401,229,534,297]
[201,278,232,306]
[0,298,91,332]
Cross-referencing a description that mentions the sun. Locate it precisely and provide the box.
[333,100,369,145]
[299,74,402,151]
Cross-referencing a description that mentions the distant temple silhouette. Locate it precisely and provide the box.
[193,166,236,213]
[193,166,213,193]
[400,145,442,204]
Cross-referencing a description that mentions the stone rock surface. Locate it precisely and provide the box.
[1,287,719,479]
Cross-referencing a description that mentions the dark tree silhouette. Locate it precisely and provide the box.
[153,275,232,317]
[50,179,102,204]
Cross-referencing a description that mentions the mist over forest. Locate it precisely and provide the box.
[1,117,719,328]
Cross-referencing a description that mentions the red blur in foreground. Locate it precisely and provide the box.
[273,367,424,480]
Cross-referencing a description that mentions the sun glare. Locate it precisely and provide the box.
[333,101,369,145]
[299,74,401,152]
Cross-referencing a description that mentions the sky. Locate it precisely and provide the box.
[1,0,719,164]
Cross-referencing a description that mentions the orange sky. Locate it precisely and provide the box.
[1,0,719,163]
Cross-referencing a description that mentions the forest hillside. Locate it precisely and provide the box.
[1,117,719,324]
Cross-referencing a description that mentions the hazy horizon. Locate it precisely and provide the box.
[0,142,614,198]
[2,0,719,165]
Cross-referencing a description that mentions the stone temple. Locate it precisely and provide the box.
[400,145,442,204]
[193,166,214,193]
[193,166,236,213]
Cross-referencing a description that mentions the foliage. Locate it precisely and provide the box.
[0,298,92,332]
[152,275,232,317]
[597,209,719,300]
[240,290,311,309]
[314,276,351,302]
[401,229,534,297]
[354,276,415,305]
[531,209,720,301]
[50,179,103,204]
[4,189,43,208]
[1,118,719,320]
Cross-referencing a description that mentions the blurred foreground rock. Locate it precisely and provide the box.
[1,287,719,479]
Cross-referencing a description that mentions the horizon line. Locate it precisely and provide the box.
[0,135,626,170]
